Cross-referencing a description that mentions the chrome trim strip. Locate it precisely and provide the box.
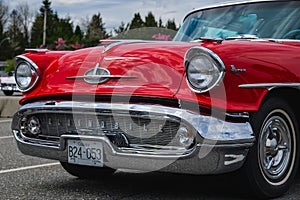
[104,56,141,61]
[14,101,254,142]
[66,75,138,80]
[25,49,49,53]
[15,55,39,71]
[103,40,144,52]
[14,55,40,92]
[13,130,196,159]
[239,83,300,90]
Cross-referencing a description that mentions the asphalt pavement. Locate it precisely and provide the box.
[2,118,300,199]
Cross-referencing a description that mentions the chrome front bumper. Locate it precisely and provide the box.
[12,101,255,175]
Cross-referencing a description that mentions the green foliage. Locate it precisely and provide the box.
[5,59,14,72]
[85,13,107,47]
[144,12,157,27]
[166,19,178,31]
[1,0,181,59]
[129,13,144,29]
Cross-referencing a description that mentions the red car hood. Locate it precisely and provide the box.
[22,42,196,102]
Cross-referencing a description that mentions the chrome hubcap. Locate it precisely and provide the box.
[259,113,292,182]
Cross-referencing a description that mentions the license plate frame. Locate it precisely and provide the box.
[67,139,104,167]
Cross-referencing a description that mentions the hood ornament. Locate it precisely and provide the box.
[66,63,138,84]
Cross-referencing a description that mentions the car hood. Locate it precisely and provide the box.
[25,41,196,101]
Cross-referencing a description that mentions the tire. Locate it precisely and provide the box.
[60,162,116,179]
[243,97,299,199]
[3,90,13,96]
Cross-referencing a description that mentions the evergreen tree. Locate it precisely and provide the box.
[129,13,144,29]
[144,12,157,27]
[158,17,164,28]
[85,13,107,47]
[0,1,9,60]
[114,21,128,35]
[166,19,177,31]
[7,9,24,57]
[57,17,74,40]
[74,25,83,41]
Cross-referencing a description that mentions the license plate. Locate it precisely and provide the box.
[68,140,104,167]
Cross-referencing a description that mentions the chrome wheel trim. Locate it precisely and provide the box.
[258,109,296,186]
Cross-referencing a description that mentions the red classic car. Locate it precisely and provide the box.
[11,0,300,198]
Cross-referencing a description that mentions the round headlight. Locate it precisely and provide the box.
[185,47,225,93]
[15,61,39,92]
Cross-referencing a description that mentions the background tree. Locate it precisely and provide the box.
[144,12,157,27]
[158,17,164,28]
[31,0,61,48]
[85,13,107,47]
[7,9,24,57]
[16,2,32,47]
[114,21,129,35]
[0,1,9,60]
[166,19,178,31]
[57,17,74,41]
[129,13,144,29]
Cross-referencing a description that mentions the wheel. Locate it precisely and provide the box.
[243,98,299,198]
[60,162,116,179]
[3,90,14,96]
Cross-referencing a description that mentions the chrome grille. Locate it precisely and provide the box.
[21,113,181,147]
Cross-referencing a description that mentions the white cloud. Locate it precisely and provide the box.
[6,0,227,31]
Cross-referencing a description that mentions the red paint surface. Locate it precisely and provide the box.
[19,40,300,112]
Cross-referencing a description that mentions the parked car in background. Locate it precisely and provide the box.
[11,0,300,198]
[0,71,20,96]
[0,61,8,76]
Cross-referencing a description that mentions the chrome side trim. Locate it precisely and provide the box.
[14,55,40,92]
[239,83,300,91]
[25,49,49,53]
[103,40,144,52]
[66,75,138,81]
[104,56,142,61]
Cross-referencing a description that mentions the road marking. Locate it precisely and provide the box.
[0,120,12,123]
[0,162,60,174]
[0,136,13,139]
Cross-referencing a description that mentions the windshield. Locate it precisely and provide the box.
[174,1,300,41]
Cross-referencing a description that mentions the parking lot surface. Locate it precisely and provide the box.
[1,118,300,199]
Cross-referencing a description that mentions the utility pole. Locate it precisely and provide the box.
[43,9,47,47]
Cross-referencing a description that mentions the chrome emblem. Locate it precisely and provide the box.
[84,63,110,84]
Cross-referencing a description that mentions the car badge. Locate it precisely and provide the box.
[84,63,110,84]
[230,65,246,76]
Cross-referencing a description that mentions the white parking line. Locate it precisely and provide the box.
[0,120,12,123]
[0,136,13,139]
[0,162,60,174]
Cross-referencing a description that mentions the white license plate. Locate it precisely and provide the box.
[68,140,104,167]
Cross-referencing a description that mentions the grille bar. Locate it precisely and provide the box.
[22,113,181,147]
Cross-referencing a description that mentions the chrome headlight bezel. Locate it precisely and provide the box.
[14,56,40,92]
[184,46,226,93]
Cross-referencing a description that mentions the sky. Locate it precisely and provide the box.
[5,0,225,31]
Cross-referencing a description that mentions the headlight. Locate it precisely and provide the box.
[185,46,225,93]
[15,57,39,92]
